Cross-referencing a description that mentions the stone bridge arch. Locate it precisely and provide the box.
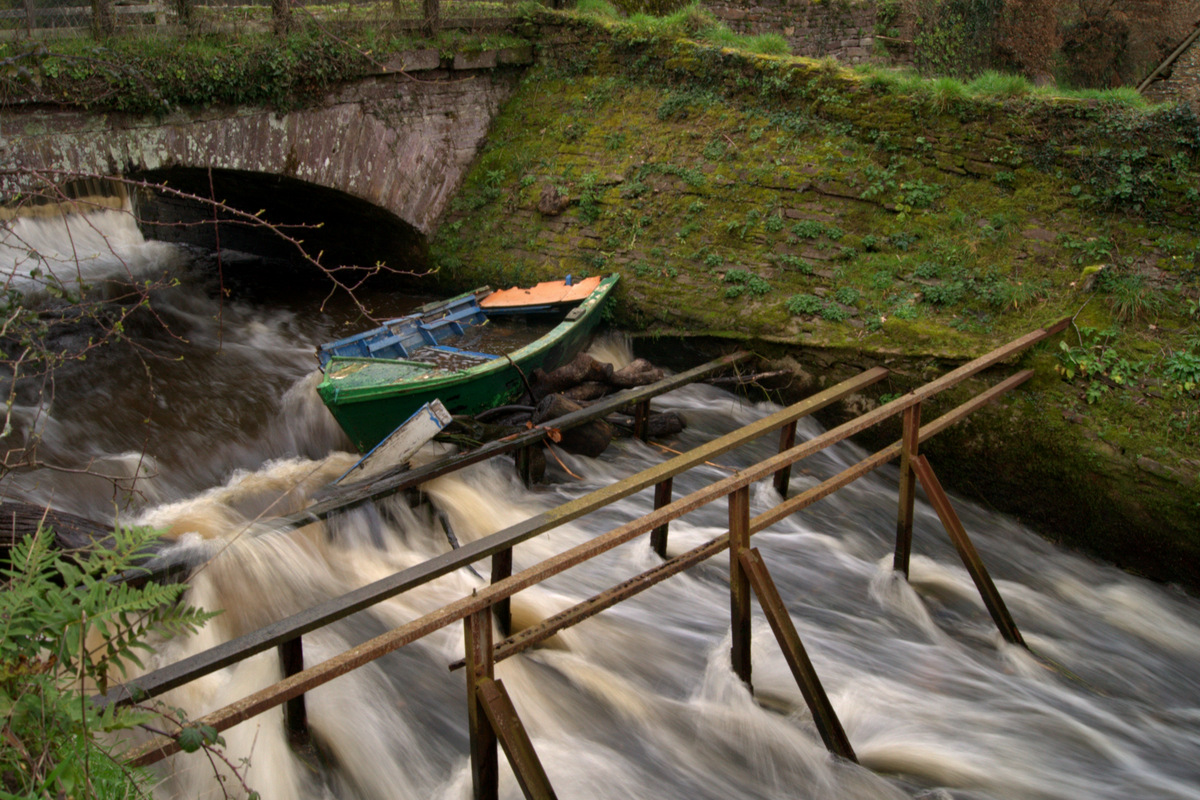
[2,65,523,270]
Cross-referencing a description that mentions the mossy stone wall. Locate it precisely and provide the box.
[704,0,878,63]
[433,17,1200,589]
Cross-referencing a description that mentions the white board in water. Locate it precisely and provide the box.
[335,399,453,485]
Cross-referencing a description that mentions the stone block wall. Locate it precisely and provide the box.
[1143,36,1200,112]
[703,0,878,64]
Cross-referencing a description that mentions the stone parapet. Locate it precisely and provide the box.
[704,0,878,64]
[1142,38,1200,112]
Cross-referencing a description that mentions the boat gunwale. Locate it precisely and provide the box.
[318,274,620,406]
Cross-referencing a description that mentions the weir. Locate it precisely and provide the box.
[101,319,1068,797]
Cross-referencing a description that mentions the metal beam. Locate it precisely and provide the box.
[729,486,753,689]
[911,455,1025,647]
[120,321,1060,764]
[101,365,885,710]
[453,370,1035,670]
[740,548,856,762]
[477,678,558,800]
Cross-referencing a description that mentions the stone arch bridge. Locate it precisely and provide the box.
[1,48,531,268]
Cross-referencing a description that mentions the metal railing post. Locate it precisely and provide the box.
[893,402,920,577]
[278,637,308,745]
[633,399,651,441]
[739,548,856,762]
[772,421,797,497]
[729,485,752,690]
[912,455,1026,647]
[491,547,513,636]
[465,608,497,800]
[649,477,673,558]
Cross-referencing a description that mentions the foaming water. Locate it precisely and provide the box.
[0,204,186,296]
[115,367,1200,800]
[8,214,1200,800]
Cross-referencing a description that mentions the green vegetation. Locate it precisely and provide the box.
[0,21,529,112]
[2,3,1198,577]
[850,62,1153,108]
[427,6,1200,580]
[1,526,220,797]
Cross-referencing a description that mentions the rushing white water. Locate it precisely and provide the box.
[5,211,1200,800]
[0,202,186,297]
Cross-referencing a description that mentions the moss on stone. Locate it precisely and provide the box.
[433,20,1200,587]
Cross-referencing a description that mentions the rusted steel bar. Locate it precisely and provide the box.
[911,455,1026,647]
[459,370,1035,669]
[477,678,559,800]
[633,399,651,441]
[729,486,753,689]
[516,447,534,488]
[649,477,673,558]
[102,366,883,712]
[278,637,308,745]
[749,371,1035,533]
[491,548,514,636]
[893,403,921,577]
[122,329,1054,764]
[740,548,857,762]
[772,421,797,498]
[466,608,498,800]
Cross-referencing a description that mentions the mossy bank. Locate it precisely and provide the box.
[432,12,1200,589]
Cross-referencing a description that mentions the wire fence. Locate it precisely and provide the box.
[0,0,523,38]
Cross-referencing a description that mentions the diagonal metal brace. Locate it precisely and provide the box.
[477,677,558,800]
[739,548,857,763]
[911,455,1025,647]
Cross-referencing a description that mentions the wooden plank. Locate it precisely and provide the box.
[335,400,452,485]
[730,487,752,688]
[892,403,920,577]
[911,455,1025,647]
[740,548,856,762]
[477,678,558,800]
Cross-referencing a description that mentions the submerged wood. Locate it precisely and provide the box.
[530,353,614,399]
[610,358,664,388]
[0,502,115,556]
[532,394,613,458]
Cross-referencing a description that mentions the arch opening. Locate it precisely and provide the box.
[131,168,429,285]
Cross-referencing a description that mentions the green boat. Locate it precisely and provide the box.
[317,274,620,452]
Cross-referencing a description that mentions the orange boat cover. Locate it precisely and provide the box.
[480,276,603,309]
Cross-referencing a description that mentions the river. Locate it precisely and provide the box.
[3,206,1200,800]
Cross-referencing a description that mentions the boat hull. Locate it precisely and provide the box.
[318,274,618,452]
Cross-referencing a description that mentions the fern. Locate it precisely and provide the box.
[0,523,217,796]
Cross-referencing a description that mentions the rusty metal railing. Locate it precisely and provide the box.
[110,319,1067,799]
